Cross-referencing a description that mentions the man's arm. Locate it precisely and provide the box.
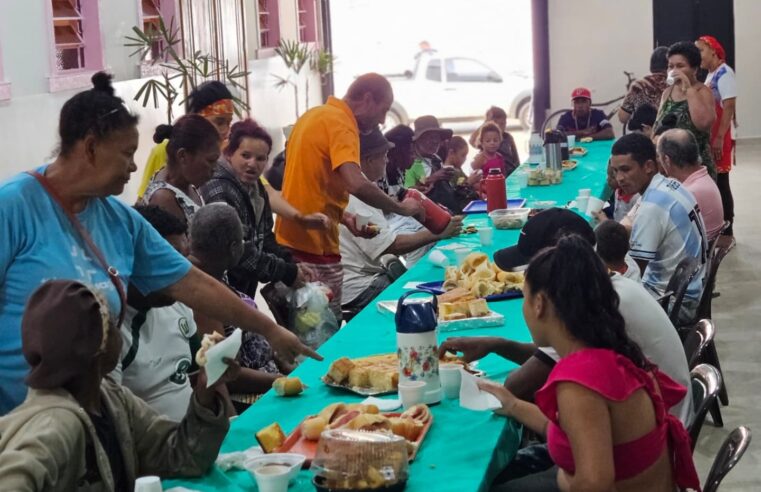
[384,216,463,256]
[504,354,554,401]
[337,163,422,217]
[713,98,736,161]
[589,125,615,141]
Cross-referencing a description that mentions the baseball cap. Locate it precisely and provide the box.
[571,87,592,101]
[493,208,596,270]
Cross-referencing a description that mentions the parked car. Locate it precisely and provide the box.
[382,51,533,130]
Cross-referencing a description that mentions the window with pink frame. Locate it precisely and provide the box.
[297,0,318,44]
[47,0,104,91]
[140,0,179,62]
[257,0,280,49]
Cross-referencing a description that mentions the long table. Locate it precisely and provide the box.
[165,141,613,492]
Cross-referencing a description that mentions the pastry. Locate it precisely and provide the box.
[272,376,304,396]
[401,404,432,425]
[468,298,490,317]
[347,367,370,388]
[389,416,424,441]
[318,402,347,423]
[255,422,285,453]
[194,331,224,367]
[346,413,391,432]
[346,403,380,414]
[302,416,328,441]
[327,357,355,384]
[368,368,398,392]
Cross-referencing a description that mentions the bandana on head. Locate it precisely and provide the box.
[198,98,234,118]
[698,35,726,62]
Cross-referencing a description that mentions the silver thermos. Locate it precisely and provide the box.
[543,132,563,172]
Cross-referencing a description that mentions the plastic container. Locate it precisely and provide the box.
[399,189,451,235]
[528,133,544,165]
[244,453,306,484]
[531,200,557,211]
[489,208,530,230]
[483,168,507,213]
[310,429,409,491]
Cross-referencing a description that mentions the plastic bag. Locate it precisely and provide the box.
[289,282,339,349]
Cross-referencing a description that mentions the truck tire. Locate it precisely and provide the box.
[517,98,533,130]
[382,103,408,131]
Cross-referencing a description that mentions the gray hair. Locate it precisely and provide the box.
[190,203,243,256]
[657,128,699,168]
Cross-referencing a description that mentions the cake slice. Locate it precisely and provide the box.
[255,422,285,453]
[468,298,490,317]
[327,357,355,384]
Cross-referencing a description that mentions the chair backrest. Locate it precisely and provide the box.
[703,426,752,492]
[689,363,723,450]
[696,234,733,321]
[661,256,700,325]
[682,319,716,369]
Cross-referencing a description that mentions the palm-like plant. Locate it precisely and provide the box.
[273,39,311,120]
[124,17,249,123]
[308,47,335,109]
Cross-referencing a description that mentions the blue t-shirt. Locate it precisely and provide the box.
[0,168,192,414]
[557,108,612,133]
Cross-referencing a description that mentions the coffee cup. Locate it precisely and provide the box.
[398,380,426,409]
[439,364,463,399]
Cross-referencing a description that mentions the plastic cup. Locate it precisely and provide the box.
[428,249,450,268]
[134,476,162,492]
[439,364,463,399]
[567,135,576,148]
[515,170,528,189]
[586,196,606,215]
[253,464,291,492]
[478,227,493,247]
[355,211,372,229]
[575,196,589,213]
[578,188,591,197]
[454,247,471,266]
[398,380,426,409]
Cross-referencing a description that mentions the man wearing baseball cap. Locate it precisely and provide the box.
[556,87,615,140]
[440,208,692,425]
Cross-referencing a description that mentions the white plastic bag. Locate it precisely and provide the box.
[289,282,339,349]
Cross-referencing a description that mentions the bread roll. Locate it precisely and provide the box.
[302,416,327,440]
[272,376,304,396]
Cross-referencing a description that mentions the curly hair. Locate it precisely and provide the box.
[224,118,273,157]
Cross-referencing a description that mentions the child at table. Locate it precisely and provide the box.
[595,220,641,281]
[471,122,517,177]
[444,136,482,187]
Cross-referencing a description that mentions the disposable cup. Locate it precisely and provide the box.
[515,170,528,188]
[355,211,372,229]
[439,364,463,399]
[578,188,591,197]
[253,464,291,492]
[398,380,426,409]
[575,196,589,214]
[428,249,450,268]
[134,476,162,492]
[586,196,606,215]
[454,247,472,266]
[567,135,576,148]
[478,227,494,247]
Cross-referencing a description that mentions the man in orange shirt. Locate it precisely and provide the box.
[275,73,423,321]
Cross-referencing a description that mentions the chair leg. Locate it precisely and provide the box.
[705,340,729,406]
[708,398,724,428]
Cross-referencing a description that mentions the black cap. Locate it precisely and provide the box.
[360,127,395,158]
[493,208,596,270]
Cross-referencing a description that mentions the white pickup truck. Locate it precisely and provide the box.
[384,51,533,130]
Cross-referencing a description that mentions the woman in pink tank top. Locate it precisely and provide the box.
[479,235,701,492]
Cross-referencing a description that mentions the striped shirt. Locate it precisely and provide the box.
[630,174,708,302]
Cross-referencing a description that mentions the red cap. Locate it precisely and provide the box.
[698,35,726,61]
[571,87,591,101]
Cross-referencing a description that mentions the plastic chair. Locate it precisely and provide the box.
[682,319,715,369]
[688,364,722,450]
[703,426,752,492]
[659,256,700,326]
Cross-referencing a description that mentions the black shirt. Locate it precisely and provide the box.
[87,404,129,492]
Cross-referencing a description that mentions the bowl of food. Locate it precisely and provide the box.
[244,452,306,484]
[488,208,530,230]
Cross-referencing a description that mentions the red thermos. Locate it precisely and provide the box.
[484,168,507,212]
[401,189,452,235]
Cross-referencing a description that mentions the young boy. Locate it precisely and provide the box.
[595,220,642,282]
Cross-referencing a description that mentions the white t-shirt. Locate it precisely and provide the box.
[111,302,197,422]
[629,174,708,303]
[339,196,398,304]
[539,274,693,425]
[623,254,642,282]
[705,63,737,138]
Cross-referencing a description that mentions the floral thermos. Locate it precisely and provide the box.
[396,290,442,404]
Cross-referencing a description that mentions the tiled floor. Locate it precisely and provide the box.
[691,139,760,490]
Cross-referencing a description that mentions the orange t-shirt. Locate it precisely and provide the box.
[275,96,360,256]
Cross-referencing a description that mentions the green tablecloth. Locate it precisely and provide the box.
[164,141,613,492]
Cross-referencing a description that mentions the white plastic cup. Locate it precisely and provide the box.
[478,227,494,247]
[578,188,591,197]
[439,364,463,399]
[253,464,291,492]
[575,196,589,213]
[454,247,471,266]
[355,211,372,229]
[514,169,528,189]
[586,196,606,215]
[398,380,426,409]
[134,476,162,492]
[567,134,576,148]
[428,249,450,268]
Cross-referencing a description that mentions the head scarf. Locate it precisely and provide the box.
[22,280,110,390]
[698,35,726,61]
[198,99,234,118]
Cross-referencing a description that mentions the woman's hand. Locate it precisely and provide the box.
[297,212,330,230]
[674,69,692,89]
[269,326,322,366]
[477,379,520,417]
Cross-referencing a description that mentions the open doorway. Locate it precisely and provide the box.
[329,0,533,161]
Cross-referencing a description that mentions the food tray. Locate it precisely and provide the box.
[569,146,588,156]
[376,300,505,332]
[462,198,527,214]
[562,160,578,171]
[274,412,433,465]
[414,281,523,302]
[321,376,397,397]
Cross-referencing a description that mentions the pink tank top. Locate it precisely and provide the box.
[535,348,701,490]
[480,155,505,175]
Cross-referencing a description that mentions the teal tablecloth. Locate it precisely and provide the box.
[164,141,613,492]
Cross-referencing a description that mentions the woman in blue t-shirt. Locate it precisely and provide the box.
[0,72,321,415]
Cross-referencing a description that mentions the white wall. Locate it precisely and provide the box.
[547,0,653,135]
[734,0,761,138]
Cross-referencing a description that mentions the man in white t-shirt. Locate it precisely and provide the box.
[697,35,736,237]
[340,129,462,315]
[110,205,199,421]
[442,208,693,425]
[611,133,708,323]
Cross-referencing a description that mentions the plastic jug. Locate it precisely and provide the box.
[400,188,452,235]
[484,168,507,212]
[395,290,442,405]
